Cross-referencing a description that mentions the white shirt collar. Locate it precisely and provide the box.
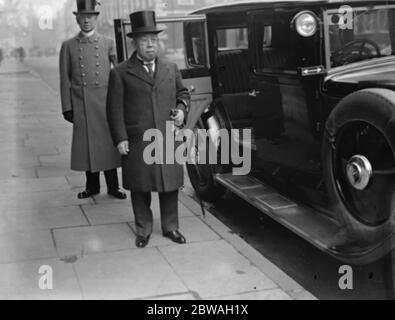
[80,29,96,38]
[136,54,156,73]
[136,53,155,65]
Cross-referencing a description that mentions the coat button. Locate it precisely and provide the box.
[83,82,87,86]
[80,64,84,68]
[95,46,99,49]
[95,71,99,75]
[95,81,99,86]
[79,56,83,60]
[82,73,86,77]
[79,47,83,51]
[96,62,100,66]
[95,53,99,58]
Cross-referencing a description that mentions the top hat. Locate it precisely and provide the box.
[73,0,100,15]
[127,11,165,38]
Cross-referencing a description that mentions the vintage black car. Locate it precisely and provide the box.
[114,0,395,264]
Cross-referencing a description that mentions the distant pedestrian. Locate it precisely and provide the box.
[59,0,126,200]
[19,47,25,62]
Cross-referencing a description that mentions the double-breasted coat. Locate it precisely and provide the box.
[106,53,190,192]
[59,32,121,172]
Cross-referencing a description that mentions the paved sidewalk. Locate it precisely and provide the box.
[0,62,315,300]
[0,59,30,75]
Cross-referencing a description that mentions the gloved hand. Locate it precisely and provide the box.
[63,111,73,123]
[170,108,185,127]
[117,140,130,155]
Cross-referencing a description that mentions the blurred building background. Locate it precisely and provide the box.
[0,0,239,59]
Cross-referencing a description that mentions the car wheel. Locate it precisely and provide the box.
[323,88,395,245]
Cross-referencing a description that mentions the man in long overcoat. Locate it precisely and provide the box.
[59,0,126,200]
[106,11,190,248]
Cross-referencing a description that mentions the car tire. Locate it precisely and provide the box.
[322,88,395,246]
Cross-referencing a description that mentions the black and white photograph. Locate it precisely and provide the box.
[1,0,395,302]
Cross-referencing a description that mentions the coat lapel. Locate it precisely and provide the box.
[126,53,154,86]
[153,58,170,89]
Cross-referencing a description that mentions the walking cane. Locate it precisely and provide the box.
[171,109,206,217]
[192,135,207,218]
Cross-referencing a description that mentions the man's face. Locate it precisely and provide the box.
[76,13,98,33]
[133,33,160,62]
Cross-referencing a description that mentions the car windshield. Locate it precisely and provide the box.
[327,5,395,68]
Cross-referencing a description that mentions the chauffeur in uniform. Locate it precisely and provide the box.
[59,0,126,200]
[106,11,190,248]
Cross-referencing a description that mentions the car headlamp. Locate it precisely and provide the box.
[292,11,318,37]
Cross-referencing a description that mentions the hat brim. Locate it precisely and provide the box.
[73,11,100,15]
[127,28,165,38]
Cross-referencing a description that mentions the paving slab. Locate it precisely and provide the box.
[39,154,71,166]
[25,137,69,148]
[53,224,135,257]
[0,153,39,166]
[179,202,195,218]
[66,174,87,188]
[0,138,25,147]
[35,166,76,178]
[0,167,37,179]
[0,190,93,211]
[0,177,70,194]
[0,206,88,233]
[3,145,59,157]
[82,203,134,225]
[159,240,278,299]
[73,249,188,299]
[0,230,57,264]
[0,258,82,300]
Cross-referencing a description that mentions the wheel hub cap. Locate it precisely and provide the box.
[346,155,372,190]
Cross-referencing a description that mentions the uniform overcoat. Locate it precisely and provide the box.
[59,32,121,172]
[106,53,190,192]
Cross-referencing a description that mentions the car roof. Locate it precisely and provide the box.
[192,0,395,15]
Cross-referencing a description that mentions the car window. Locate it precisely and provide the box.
[327,6,395,68]
[184,21,208,68]
[216,28,248,51]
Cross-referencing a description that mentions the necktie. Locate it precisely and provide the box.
[145,62,154,79]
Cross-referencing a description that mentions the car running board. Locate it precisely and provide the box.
[214,173,392,264]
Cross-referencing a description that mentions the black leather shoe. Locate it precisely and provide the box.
[108,190,127,200]
[163,230,186,244]
[135,235,150,248]
[78,189,100,199]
